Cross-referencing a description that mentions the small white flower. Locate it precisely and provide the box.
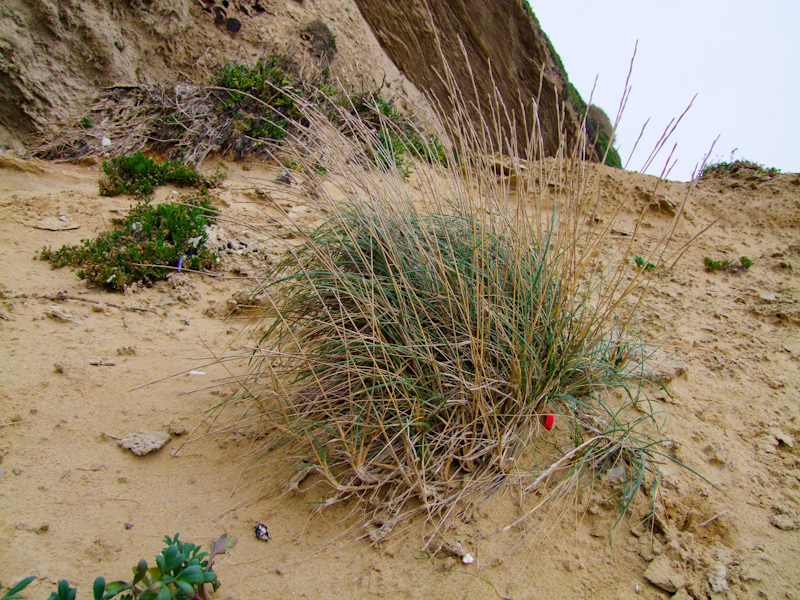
[131,222,143,232]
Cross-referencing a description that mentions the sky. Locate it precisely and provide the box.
[530,1,800,181]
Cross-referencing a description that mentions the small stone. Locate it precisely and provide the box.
[461,553,474,565]
[118,431,171,456]
[0,467,5,478]
[644,555,686,593]
[89,357,116,366]
[671,590,693,600]
[758,292,778,302]
[226,17,241,33]
[708,561,729,593]
[440,540,468,558]
[53,361,66,374]
[12,466,21,475]
[34,217,79,231]
[770,514,798,531]
[167,421,188,436]
[47,306,82,325]
[125,523,134,529]
[768,427,794,448]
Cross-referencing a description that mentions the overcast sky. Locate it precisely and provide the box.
[530,1,800,181]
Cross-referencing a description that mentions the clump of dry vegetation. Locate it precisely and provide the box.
[224,82,690,544]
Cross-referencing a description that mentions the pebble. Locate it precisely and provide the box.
[708,561,729,593]
[770,514,798,531]
[89,357,116,366]
[644,555,687,593]
[118,431,171,456]
[12,466,21,475]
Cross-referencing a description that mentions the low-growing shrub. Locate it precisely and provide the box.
[40,197,218,289]
[700,159,779,179]
[100,151,213,197]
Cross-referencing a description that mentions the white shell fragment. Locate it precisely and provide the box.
[461,553,474,565]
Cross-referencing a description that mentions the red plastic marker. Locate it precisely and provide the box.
[543,414,555,431]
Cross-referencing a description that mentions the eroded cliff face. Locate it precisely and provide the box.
[0,0,427,152]
[0,0,586,159]
[351,0,585,158]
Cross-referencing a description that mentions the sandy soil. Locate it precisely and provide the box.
[1,153,799,600]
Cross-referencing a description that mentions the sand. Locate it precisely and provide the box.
[1,154,799,600]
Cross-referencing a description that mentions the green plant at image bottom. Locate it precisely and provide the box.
[1,577,36,600]
[40,197,218,289]
[1,534,236,600]
[99,151,215,197]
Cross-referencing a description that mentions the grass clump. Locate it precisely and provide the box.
[230,90,690,544]
[100,151,214,197]
[40,197,218,289]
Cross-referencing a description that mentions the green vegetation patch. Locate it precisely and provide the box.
[349,93,448,176]
[700,159,780,179]
[2,533,236,600]
[704,255,753,273]
[40,197,218,289]
[100,151,214,197]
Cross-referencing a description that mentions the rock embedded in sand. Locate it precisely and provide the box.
[89,357,116,366]
[118,431,171,456]
[33,216,79,231]
[47,305,82,325]
[707,561,729,593]
[770,514,798,531]
[768,427,794,448]
[644,555,686,593]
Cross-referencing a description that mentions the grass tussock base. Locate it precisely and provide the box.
[227,84,691,546]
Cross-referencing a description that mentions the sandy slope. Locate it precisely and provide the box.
[1,154,799,600]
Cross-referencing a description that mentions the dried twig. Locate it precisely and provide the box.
[42,292,157,313]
